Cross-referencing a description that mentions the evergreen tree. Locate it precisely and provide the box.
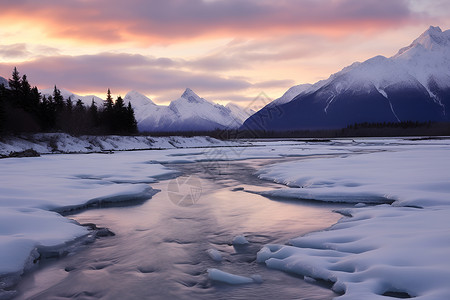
[75,99,85,112]
[101,89,114,132]
[112,96,125,132]
[66,97,73,113]
[114,95,125,111]
[8,67,21,92]
[53,85,65,112]
[88,99,99,128]
[30,86,41,111]
[104,88,113,112]
[0,84,5,133]
[0,67,141,135]
[8,67,22,107]
[126,101,138,133]
[21,75,31,98]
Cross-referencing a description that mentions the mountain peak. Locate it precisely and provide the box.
[427,25,442,33]
[415,26,447,48]
[181,88,204,103]
[396,26,449,56]
[181,88,197,98]
[124,90,156,106]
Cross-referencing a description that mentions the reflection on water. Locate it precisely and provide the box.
[15,159,346,300]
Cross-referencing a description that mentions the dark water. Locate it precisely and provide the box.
[14,159,346,300]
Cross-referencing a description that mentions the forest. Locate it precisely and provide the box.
[0,68,137,135]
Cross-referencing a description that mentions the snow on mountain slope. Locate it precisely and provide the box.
[268,84,313,107]
[243,26,450,130]
[300,26,450,102]
[124,90,156,107]
[133,88,248,132]
[123,90,157,121]
[0,76,8,88]
[225,102,255,124]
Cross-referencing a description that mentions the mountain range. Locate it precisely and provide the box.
[2,26,449,133]
[125,88,254,132]
[243,26,450,131]
[39,87,254,132]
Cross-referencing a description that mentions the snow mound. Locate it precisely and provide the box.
[0,207,88,290]
[232,235,249,245]
[258,205,450,299]
[206,249,223,262]
[207,268,256,285]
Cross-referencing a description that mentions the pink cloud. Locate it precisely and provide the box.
[0,0,423,45]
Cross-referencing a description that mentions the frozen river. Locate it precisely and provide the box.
[3,137,450,299]
[14,159,345,299]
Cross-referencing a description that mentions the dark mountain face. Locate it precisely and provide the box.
[243,81,449,131]
[242,26,450,131]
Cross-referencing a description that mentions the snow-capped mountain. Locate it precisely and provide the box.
[225,102,255,124]
[267,84,313,107]
[243,26,450,130]
[127,89,252,132]
[40,88,104,107]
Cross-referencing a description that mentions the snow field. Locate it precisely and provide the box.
[256,142,450,299]
[257,146,450,207]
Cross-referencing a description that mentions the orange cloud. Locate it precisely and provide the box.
[0,0,423,46]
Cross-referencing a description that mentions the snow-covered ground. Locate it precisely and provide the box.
[256,140,450,299]
[1,136,449,299]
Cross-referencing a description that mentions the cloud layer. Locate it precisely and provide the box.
[0,0,420,44]
[0,0,448,105]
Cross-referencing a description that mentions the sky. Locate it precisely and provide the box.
[0,0,449,108]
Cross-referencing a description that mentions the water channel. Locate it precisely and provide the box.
[15,158,347,299]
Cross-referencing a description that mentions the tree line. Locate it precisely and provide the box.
[0,67,137,135]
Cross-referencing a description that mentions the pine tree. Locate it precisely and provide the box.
[0,84,5,133]
[66,97,73,113]
[21,75,31,97]
[89,99,99,128]
[39,95,53,130]
[75,99,85,112]
[101,89,115,132]
[126,101,138,133]
[53,85,65,112]
[114,95,125,112]
[30,86,41,111]
[112,96,125,131]
[104,88,113,112]
[8,67,23,108]
[8,67,21,92]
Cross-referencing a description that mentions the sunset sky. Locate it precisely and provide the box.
[0,0,449,108]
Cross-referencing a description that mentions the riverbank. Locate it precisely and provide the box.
[0,133,246,157]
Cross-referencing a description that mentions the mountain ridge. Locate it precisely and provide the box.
[242,26,450,131]
[134,88,253,132]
